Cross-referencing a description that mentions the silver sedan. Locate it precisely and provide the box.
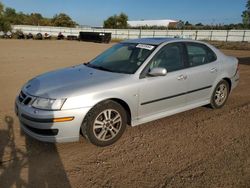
[15,38,239,146]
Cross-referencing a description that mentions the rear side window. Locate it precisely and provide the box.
[186,43,217,67]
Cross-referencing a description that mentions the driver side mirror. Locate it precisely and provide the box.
[148,67,167,77]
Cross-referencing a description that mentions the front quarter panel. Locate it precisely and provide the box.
[61,81,140,122]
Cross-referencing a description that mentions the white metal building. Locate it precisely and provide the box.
[127,19,178,27]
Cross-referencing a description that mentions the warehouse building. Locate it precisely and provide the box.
[127,19,178,28]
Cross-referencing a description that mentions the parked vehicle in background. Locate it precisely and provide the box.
[67,35,78,40]
[3,31,12,39]
[44,33,51,40]
[0,31,4,38]
[15,38,239,146]
[26,33,33,39]
[17,32,25,39]
[79,32,111,43]
[57,32,65,40]
[35,33,43,40]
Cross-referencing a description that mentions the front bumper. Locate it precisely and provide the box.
[15,97,91,143]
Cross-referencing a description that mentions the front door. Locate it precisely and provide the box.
[138,42,188,119]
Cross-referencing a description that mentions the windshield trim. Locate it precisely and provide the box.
[84,63,129,74]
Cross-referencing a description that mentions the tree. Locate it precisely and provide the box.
[3,7,23,24]
[176,20,184,29]
[0,2,78,30]
[0,2,4,15]
[185,21,192,26]
[242,0,250,27]
[30,13,43,25]
[4,7,17,22]
[195,23,204,27]
[0,17,11,32]
[52,13,76,27]
[103,13,128,29]
[0,3,11,32]
[117,13,128,29]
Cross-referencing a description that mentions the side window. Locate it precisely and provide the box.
[186,43,217,67]
[149,43,184,72]
[206,47,217,62]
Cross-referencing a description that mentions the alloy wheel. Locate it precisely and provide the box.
[93,109,122,141]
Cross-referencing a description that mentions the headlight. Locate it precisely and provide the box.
[32,97,66,110]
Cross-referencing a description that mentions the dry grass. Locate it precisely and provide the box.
[207,41,250,51]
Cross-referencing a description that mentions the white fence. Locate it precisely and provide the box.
[13,25,250,42]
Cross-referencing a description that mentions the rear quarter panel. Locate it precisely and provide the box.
[206,46,238,97]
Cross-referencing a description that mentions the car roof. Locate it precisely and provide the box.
[122,37,184,45]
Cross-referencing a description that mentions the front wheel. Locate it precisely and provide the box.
[81,100,127,147]
[210,80,229,109]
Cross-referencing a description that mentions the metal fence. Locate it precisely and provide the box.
[13,25,250,42]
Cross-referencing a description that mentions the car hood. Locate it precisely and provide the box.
[23,64,129,99]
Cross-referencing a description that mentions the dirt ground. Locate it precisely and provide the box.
[0,40,249,188]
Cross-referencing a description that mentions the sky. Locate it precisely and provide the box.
[0,0,247,26]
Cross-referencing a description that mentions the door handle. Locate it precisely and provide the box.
[210,68,217,72]
[177,75,187,80]
[177,75,184,80]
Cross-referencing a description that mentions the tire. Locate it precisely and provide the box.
[81,100,127,147]
[210,80,229,109]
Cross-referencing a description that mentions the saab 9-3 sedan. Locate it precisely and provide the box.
[16,38,239,146]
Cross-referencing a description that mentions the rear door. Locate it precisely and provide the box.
[184,42,220,105]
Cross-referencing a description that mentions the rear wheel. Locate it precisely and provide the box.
[81,100,127,147]
[210,80,229,109]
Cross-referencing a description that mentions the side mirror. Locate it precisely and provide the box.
[148,67,167,77]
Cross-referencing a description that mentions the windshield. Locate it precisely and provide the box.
[86,43,155,74]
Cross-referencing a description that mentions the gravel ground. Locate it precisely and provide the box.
[0,40,249,188]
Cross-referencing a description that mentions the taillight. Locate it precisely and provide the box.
[234,62,239,76]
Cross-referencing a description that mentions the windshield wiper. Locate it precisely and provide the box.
[84,62,90,65]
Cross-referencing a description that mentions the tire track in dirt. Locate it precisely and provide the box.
[160,103,250,188]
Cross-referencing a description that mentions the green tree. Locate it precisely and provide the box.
[242,0,250,27]
[3,7,23,24]
[0,3,11,32]
[117,13,128,29]
[18,12,30,25]
[0,1,78,28]
[0,2,4,15]
[195,23,204,27]
[52,13,76,27]
[103,13,128,29]
[0,17,11,32]
[185,21,192,26]
[4,7,17,22]
[104,15,117,28]
[30,13,43,25]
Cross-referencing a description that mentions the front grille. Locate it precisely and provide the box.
[23,97,32,105]
[18,91,26,102]
[21,114,53,123]
[18,91,34,105]
[22,122,59,136]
